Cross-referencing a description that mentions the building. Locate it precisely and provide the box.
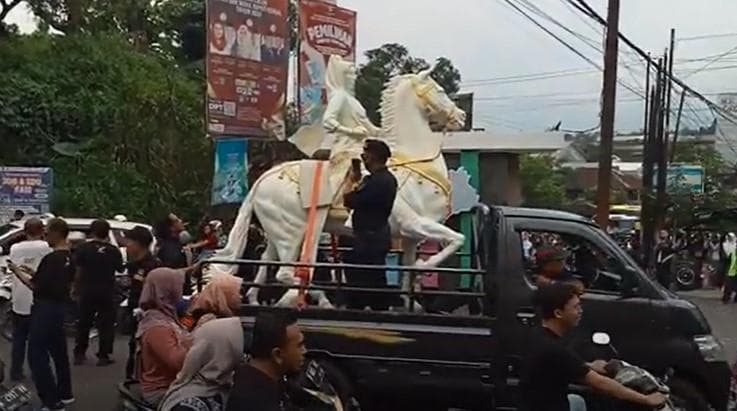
[441,130,570,206]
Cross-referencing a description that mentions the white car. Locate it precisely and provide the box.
[0,217,155,275]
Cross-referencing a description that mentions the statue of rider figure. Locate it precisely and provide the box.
[318,55,382,161]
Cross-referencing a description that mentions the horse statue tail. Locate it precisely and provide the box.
[211,189,256,275]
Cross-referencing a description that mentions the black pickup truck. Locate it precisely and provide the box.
[229,205,731,411]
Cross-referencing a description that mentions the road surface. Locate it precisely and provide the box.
[1,290,735,410]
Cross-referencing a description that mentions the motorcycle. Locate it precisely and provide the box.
[587,332,678,411]
[0,358,32,411]
[117,360,345,411]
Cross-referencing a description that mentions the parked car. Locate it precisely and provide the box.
[0,216,154,275]
[228,205,730,411]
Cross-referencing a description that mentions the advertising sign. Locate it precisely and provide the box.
[0,167,53,220]
[298,0,357,125]
[654,165,704,194]
[206,0,289,139]
[211,139,249,205]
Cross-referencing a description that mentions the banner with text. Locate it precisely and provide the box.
[206,0,289,139]
[0,167,53,221]
[298,0,357,125]
[211,138,249,205]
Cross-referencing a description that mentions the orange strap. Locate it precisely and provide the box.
[296,161,324,308]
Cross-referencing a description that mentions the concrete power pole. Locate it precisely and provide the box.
[595,0,621,229]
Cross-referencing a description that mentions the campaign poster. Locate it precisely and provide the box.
[298,0,357,125]
[0,167,53,221]
[206,0,289,139]
[211,138,249,205]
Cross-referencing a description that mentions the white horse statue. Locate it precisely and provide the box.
[214,67,467,307]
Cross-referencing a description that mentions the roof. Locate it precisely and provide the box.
[440,130,570,153]
[496,206,592,224]
[565,168,641,191]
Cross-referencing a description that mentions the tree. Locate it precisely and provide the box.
[0,33,211,221]
[355,43,462,124]
[519,154,568,209]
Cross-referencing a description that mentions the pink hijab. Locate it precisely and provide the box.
[190,274,243,319]
[136,268,186,339]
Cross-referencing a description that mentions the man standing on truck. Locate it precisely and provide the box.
[520,283,667,411]
[343,139,397,310]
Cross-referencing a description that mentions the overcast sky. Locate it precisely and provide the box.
[8,0,737,133]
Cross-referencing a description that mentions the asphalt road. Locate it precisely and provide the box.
[1,290,735,410]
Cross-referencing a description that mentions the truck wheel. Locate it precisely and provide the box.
[669,378,709,411]
[319,361,362,411]
[675,263,699,291]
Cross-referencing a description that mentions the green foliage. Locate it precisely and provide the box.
[355,43,462,125]
[0,33,210,222]
[519,155,568,209]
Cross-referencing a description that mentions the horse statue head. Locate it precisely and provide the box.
[381,65,467,159]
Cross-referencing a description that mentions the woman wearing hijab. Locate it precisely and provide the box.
[137,268,193,406]
[184,274,243,331]
[158,317,244,411]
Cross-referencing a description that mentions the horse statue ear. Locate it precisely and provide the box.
[418,62,438,79]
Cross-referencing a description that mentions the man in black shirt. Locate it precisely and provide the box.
[123,226,161,379]
[226,312,305,411]
[9,218,74,410]
[155,213,194,295]
[520,283,667,411]
[73,219,123,366]
[343,139,398,310]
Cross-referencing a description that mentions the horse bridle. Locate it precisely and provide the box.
[411,78,456,122]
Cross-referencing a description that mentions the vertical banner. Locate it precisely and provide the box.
[211,139,249,205]
[206,0,289,139]
[0,167,53,221]
[298,0,357,125]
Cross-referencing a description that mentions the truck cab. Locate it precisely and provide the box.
[231,205,730,411]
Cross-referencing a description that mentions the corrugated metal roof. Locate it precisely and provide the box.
[440,130,570,153]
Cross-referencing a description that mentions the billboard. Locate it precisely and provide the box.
[211,138,249,205]
[206,0,289,139]
[653,165,704,194]
[298,0,357,125]
[0,167,53,220]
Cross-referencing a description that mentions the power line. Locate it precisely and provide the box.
[497,0,646,100]
[681,44,737,79]
[677,32,737,42]
[461,68,599,86]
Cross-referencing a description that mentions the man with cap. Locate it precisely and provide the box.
[533,246,584,293]
[123,226,161,379]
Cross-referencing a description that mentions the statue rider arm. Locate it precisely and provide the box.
[323,93,366,137]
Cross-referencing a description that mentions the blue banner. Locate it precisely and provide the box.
[0,167,53,219]
[211,139,249,205]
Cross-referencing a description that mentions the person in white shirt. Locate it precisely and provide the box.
[8,218,51,381]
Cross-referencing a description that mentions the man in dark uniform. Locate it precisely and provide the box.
[343,139,397,310]
[73,219,124,366]
[123,226,161,379]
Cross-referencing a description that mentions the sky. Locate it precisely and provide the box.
[7,0,737,134]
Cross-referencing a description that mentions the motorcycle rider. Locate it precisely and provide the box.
[226,312,305,411]
[520,283,667,411]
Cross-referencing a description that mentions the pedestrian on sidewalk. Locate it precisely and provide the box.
[7,218,51,381]
[722,233,737,304]
[73,219,123,366]
[124,226,161,379]
[8,218,74,411]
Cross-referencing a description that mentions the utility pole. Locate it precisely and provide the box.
[595,0,621,229]
[642,59,664,270]
[670,90,687,163]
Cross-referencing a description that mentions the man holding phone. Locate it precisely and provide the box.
[343,139,397,310]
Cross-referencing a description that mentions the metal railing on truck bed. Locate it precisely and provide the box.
[202,258,489,316]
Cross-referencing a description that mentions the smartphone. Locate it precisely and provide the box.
[351,158,362,180]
